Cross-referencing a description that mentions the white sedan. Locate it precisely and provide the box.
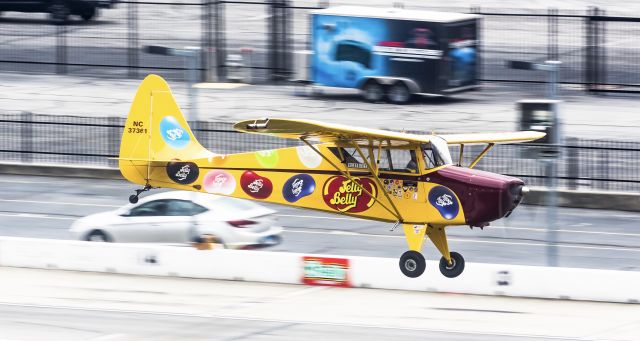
[70,191,283,249]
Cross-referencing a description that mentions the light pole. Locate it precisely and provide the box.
[507,59,562,267]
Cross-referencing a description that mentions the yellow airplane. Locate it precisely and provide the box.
[118,75,545,278]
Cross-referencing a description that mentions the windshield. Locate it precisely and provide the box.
[422,137,453,169]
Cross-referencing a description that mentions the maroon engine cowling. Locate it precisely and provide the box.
[428,166,527,227]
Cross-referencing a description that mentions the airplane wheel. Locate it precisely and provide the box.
[439,251,465,278]
[399,250,426,278]
[128,195,138,204]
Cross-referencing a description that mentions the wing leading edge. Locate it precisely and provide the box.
[233,118,545,146]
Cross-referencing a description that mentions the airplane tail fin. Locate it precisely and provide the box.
[118,74,213,186]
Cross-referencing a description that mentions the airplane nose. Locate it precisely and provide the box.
[504,181,527,217]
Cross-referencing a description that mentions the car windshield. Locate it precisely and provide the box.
[422,137,453,169]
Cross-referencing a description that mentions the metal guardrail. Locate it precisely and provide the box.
[1,113,639,192]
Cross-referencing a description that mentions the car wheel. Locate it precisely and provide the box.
[387,82,412,104]
[86,230,110,242]
[49,1,70,23]
[80,7,96,21]
[361,80,385,103]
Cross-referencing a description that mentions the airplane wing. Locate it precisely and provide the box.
[233,118,433,146]
[439,131,546,145]
[233,118,545,146]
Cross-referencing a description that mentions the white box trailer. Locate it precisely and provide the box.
[294,6,480,103]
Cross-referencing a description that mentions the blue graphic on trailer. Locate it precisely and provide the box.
[313,15,389,88]
[450,46,476,84]
[160,116,191,149]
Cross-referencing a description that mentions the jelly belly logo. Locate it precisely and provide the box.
[428,186,459,220]
[283,174,315,203]
[203,170,236,195]
[240,171,273,199]
[302,256,350,287]
[322,176,377,213]
[159,116,190,149]
[166,161,199,185]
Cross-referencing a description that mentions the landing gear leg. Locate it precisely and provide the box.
[398,224,428,278]
[129,184,151,204]
[427,225,466,278]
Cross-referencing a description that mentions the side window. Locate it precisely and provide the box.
[378,149,419,174]
[329,147,368,169]
[128,200,168,217]
[166,200,208,216]
[423,147,438,169]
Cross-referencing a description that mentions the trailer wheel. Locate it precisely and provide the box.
[388,82,411,104]
[361,80,385,103]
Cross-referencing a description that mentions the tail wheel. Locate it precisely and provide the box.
[361,80,385,103]
[86,230,110,242]
[399,250,426,278]
[439,251,465,278]
[387,82,411,104]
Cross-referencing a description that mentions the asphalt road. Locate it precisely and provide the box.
[1,267,638,341]
[0,173,638,271]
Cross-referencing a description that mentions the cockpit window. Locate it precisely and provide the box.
[422,137,453,169]
[378,148,419,174]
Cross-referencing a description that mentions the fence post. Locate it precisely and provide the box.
[20,112,33,163]
[203,0,214,82]
[548,8,558,61]
[566,137,579,189]
[108,116,119,168]
[127,0,139,79]
[470,6,482,82]
[55,25,67,75]
[214,0,226,81]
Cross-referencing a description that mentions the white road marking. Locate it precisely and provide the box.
[90,334,126,341]
[0,302,588,340]
[282,229,640,252]
[0,213,76,220]
[0,199,119,208]
[276,214,360,221]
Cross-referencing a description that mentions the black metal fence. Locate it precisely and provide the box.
[1,2,640,92]
[2,113,639,192]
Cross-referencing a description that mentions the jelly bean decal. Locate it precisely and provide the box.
[203,170,236,195]
[166,161,199,185]
[159,116,190,149]
[283,174,316,203]
[322,176,377,213]
[296,145,322,168]
[428,186,459,220]
[255,150,279,168]
[240,171,273,199]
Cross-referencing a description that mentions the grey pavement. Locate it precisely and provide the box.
[0,267,638,341]
[0,173,638,271]
[1,72,640,140]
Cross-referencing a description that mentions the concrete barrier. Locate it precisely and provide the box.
[0,237,637,303]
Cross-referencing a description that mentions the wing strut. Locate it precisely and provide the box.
[469,143,494,169]
[350,141,403,221]
[300,138,403,222]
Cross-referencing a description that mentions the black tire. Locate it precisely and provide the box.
[128,195,138,204]
[86,230,110,242]
[48,1,70,23]
[399,250,426,278]
[361,80,385,103]
[387,82,412,104]
[439,251,465,278]
[80,7,96,21]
